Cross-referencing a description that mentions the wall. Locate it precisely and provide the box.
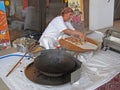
[114,0,120,20]
[89,0,115,30]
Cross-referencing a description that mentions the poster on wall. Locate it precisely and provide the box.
[0,1,11,51]
[68,0,84,24]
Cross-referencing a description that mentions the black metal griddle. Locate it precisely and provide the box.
[24,49,82,85]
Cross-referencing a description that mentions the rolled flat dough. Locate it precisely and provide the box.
[65,39,98,50]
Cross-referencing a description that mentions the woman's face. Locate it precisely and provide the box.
[63,12,73,21]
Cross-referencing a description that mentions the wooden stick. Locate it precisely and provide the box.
[6,42,38,77]
[6,51,28,77]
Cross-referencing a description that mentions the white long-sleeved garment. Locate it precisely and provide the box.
[39,16,75,49]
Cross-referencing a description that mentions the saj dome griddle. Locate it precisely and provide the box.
[25,49,82,85]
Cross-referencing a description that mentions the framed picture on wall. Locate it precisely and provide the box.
[68,0,84,23]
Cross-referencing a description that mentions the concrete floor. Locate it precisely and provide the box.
[0,78,9,90]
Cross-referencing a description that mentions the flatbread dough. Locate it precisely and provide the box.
[65,39,98,50]
[59,36,98,52]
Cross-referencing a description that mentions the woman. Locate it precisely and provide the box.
[39,7,86,49]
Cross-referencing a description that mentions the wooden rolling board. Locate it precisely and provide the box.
[59,36,98,52]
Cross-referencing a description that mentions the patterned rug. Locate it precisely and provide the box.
[95,73,120,90]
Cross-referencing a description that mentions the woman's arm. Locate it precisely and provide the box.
[63,29,86,40]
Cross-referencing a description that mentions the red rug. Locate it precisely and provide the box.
[95,73,120,90]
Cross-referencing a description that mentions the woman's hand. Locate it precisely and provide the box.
[78,32,86,42]
[63,29,87,42]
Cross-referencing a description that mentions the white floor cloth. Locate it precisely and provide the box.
[0,31,120,90]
